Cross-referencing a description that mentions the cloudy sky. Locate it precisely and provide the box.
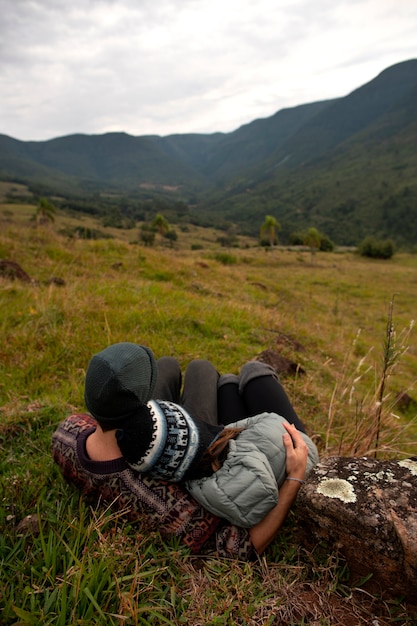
[1,0,416,141]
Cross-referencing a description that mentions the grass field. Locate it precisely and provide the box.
[1,198,417,624]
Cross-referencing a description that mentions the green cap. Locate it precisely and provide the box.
[84,342,158,424]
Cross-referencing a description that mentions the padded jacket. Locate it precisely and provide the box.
[186,413,319,528]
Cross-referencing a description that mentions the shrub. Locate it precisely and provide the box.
[213,252,237,265]
[217,234,239,247]
[164,229,178,242]
[358,237,395,259]
[139,225,156,246]
[289,231,305,246]
[60,226,112,240]
[319,234,335,252]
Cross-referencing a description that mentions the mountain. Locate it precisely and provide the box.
[162,100,335,182]
[205,59,417,245]
[0,132,212,192]
[0,100,330,191]
[1,59,417,246]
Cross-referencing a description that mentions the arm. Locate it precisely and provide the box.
[249,422,308,553]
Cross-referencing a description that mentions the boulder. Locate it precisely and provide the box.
[296,455,417,602]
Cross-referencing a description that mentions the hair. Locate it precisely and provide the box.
[199,427,244,474]
[97,414,136,433]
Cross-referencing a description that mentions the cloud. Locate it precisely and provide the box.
[0,0,416,140]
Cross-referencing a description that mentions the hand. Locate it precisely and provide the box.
[250,422,309,553]
[282,422,308,481]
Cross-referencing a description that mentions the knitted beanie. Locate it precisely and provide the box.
[84,342,158,425]
[116,399,223,482]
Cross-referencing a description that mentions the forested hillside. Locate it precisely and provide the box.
[1,59,416,246]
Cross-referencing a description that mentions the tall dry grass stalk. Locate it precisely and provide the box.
[326,297,416,458]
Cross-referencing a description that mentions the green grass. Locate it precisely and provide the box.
[1,206,417,624]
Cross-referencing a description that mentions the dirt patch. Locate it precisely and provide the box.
[256,348,306,377]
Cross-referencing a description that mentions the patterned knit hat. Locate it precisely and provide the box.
[84,342,158,425]
[116,399,223,481]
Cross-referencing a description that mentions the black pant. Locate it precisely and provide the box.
[154,357,306,432]
[153,357,219,425]
[218,362,306,432]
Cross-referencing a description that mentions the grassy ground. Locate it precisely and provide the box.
[1,200,417,624]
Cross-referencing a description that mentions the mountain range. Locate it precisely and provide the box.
[1,58,417,246]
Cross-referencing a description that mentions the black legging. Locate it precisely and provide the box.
[218,374,306,433]
[153,357,219,425]
[154,356,306,433]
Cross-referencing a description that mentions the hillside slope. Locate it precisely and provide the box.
[205,60,417,245]
[1,59,416,245]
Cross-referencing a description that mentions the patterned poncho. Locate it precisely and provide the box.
[52,413,255,559]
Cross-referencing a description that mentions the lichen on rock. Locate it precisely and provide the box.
[316,478,357,503]
[297,455,417,602]
[363,469,395,483]
[398,458,417,476]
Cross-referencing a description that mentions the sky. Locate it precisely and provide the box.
[1,0,416,142]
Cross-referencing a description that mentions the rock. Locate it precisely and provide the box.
[395,391,416,412]
[296,456,417,602]
[45,276,66,286]
[0,259,65,286]
[0,259,33,282]
[256,349,306,377]
[16,514,40,535]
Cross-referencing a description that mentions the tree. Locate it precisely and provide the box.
[290,228,334,252]
[304,227,321,263]
[35,197,56,226]
[260,215,281,250]
[152,213,170,240]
